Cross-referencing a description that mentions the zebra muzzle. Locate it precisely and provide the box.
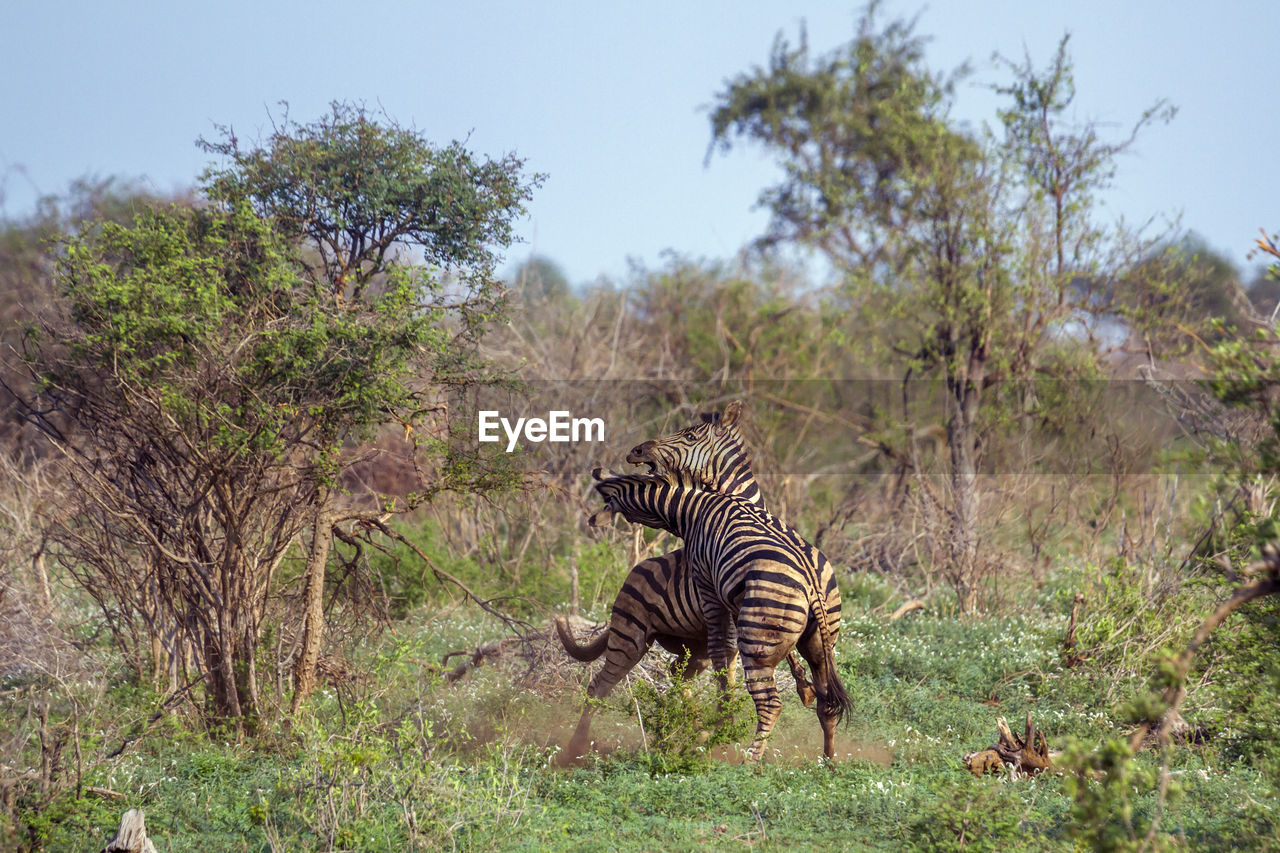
[625,442,658,471]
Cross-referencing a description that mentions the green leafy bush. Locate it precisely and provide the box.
[624,664,754,773]
[904,777,1034,852]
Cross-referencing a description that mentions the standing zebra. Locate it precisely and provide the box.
[591,465,851,761]
[556,402,814,760]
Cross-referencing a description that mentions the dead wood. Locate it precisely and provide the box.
[964,711,1057,777]
[416,618,818,701]
[86,786,125,799]
[100,809,158,853]
[889,599,925,620]
[432,618,814,701]
[442,640,513,683]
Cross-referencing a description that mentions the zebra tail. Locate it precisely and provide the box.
[823,639,853,725]
[554,617,610,663]
[808,588,853,726]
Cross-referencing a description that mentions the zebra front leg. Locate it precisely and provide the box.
[723,618,740,688]
[699,600,740,726]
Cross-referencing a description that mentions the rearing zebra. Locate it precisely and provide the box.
[556,402,814,760]
[591,465,851,761]
[624,400,762,504]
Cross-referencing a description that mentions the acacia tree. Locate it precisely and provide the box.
[14,104,539,724]
[709,12,1173,609]
[200,103,541,709]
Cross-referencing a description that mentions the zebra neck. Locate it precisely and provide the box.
[716,458,763,510]
[728,477,762,509]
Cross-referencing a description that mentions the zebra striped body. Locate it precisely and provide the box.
[555,547,815,716]
[557,548,708,679]
[558,402,814,761]
[592,468,850,760]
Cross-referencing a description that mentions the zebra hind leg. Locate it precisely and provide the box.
[561,631,654,765]
[741,660,783,761]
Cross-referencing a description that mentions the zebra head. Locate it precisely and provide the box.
[624,400,759,504]
[589,467,688,535]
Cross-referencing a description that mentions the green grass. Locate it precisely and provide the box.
[14,604,1280,852]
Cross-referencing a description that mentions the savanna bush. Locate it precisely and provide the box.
[624,665,754,773]
[903,777,1036,852]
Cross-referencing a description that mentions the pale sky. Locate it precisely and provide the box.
[3,1,1276,285]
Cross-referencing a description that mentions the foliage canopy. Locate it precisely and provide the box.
[13,103,541,722]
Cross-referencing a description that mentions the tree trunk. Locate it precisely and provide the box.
[292,500,334,713]
[946,338,986,613]
[214,608,243,721]
[100,809,158,853]
[241,624,261,724]
[149,633,165,689]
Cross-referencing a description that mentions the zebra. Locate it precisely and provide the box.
[554,549,816,756]
[591,466,851,761]
[624,400,762,504]
[556,401,814,760]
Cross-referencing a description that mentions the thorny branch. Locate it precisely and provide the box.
[362,518,533,635]
[1127,544,1280,754]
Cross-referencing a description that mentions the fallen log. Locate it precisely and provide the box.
[86,786,125,800]
[964,711,1058,778]
[889,600,925,620]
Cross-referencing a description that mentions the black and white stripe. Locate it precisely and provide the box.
[592,467,850,761]
[625,400,761,505]
[557,402,814,759]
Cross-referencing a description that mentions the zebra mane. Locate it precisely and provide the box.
[588,467,694,528]
[589,466,775,537]
[591,467,705,493]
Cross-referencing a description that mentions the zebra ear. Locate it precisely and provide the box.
[715,400,743,433]
[698,411,719,425]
